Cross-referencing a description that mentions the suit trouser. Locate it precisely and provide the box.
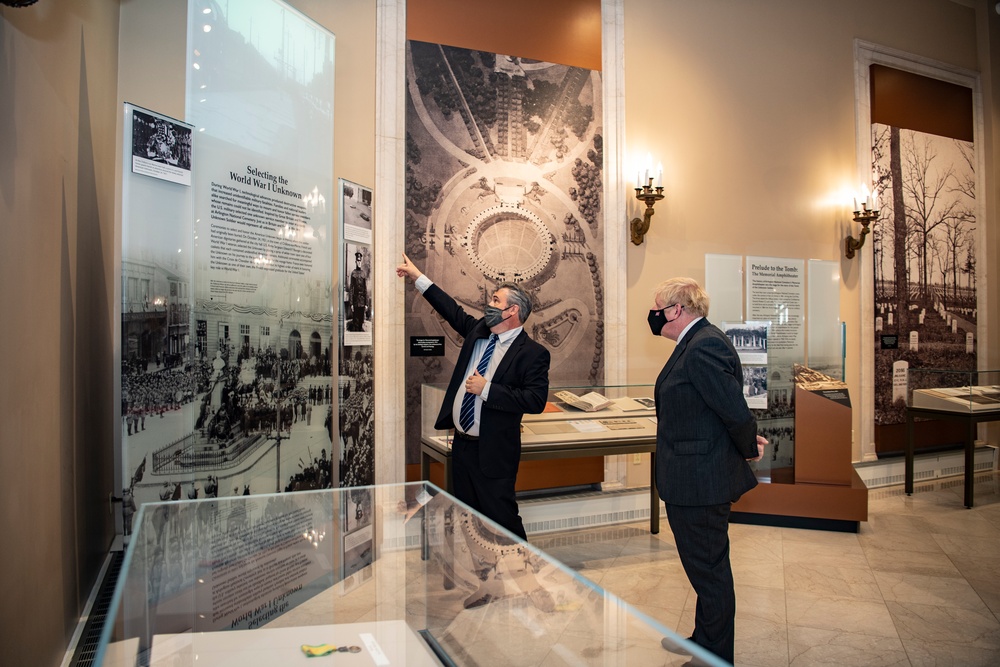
[665,501,735,663]
[452,434,526,540]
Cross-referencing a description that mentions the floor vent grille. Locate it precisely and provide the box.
[69,550,123,667]
[855,446,996,489]
[524,507,651,534]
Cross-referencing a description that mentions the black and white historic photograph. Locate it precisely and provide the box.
[723,321,769,410]
[742,365,768,410]
[871,123,978,425]
[402,41,604,464]
[121,280,336,508]
[340,179,373,244]
[337,346,374,490]
[753,416,794,479]
[130,107,193,185]
[722,320,769,366]
[343,243,373,345]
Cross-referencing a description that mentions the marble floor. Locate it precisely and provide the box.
[527,471,1000,667]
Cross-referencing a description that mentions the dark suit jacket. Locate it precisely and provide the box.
[423,284,550,479]
[654,318,758,506]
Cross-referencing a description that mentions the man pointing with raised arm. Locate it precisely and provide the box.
[397,253,550,539]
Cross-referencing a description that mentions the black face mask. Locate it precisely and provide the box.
[647,304,679,336]
[647,309,668,336]
[484,305,513,327]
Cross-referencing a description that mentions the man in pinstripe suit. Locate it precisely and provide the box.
[650,277,766,663]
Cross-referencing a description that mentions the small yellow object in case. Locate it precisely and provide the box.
[301,644,337,657]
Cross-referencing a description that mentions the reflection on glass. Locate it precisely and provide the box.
[96,483,726,666]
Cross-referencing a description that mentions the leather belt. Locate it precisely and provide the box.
[454,432,479,441]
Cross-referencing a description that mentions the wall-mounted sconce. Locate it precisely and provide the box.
[845,191,878,258]
[630,161,664,245]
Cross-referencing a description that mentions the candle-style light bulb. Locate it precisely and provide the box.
[656,163,663,188]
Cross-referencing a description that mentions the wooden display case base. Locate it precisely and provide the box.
[732,469,869,532]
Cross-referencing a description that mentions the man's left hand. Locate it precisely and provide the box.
[748,435,767,462]
[465,370,487,396]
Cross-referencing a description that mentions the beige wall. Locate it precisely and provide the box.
[290,0,377,191]
[0,2,121,666]
[624,0,995,461]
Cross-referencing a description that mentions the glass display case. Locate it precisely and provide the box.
[421,383,657,449]
[422,382,782,493]
[904,369,1000,508]
[907,368,1000,413]
[420,384,661,532]
[96,483,721,666]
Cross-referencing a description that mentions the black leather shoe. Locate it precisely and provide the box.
[680,659,712,667]
[660,636,694,655]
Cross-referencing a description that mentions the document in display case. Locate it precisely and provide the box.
[911,385,1000,413]
[907,368,1000,413]
[95,483,724,666]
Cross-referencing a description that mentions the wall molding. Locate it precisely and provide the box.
[375,0,407,485]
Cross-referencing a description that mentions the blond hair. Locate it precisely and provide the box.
[652,277,710,318]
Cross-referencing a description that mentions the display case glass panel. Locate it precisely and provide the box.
[96,483,722,666]
[422,383,801,485]
[908,368,1000,413]
[421,384,657,449]
[807,259,844,381]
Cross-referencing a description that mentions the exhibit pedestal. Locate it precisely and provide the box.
[733,378,868,532]
[905,406,1000,508]
[421,434,659,534]
[421,383,656,499]
[732,469,869,532]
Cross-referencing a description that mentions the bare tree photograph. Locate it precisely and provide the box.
[872,123,977,427]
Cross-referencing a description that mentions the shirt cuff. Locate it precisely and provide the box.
[481,381,491,401]
[414,274,432,294]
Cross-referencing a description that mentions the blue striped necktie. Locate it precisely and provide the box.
[459,334,498,433]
